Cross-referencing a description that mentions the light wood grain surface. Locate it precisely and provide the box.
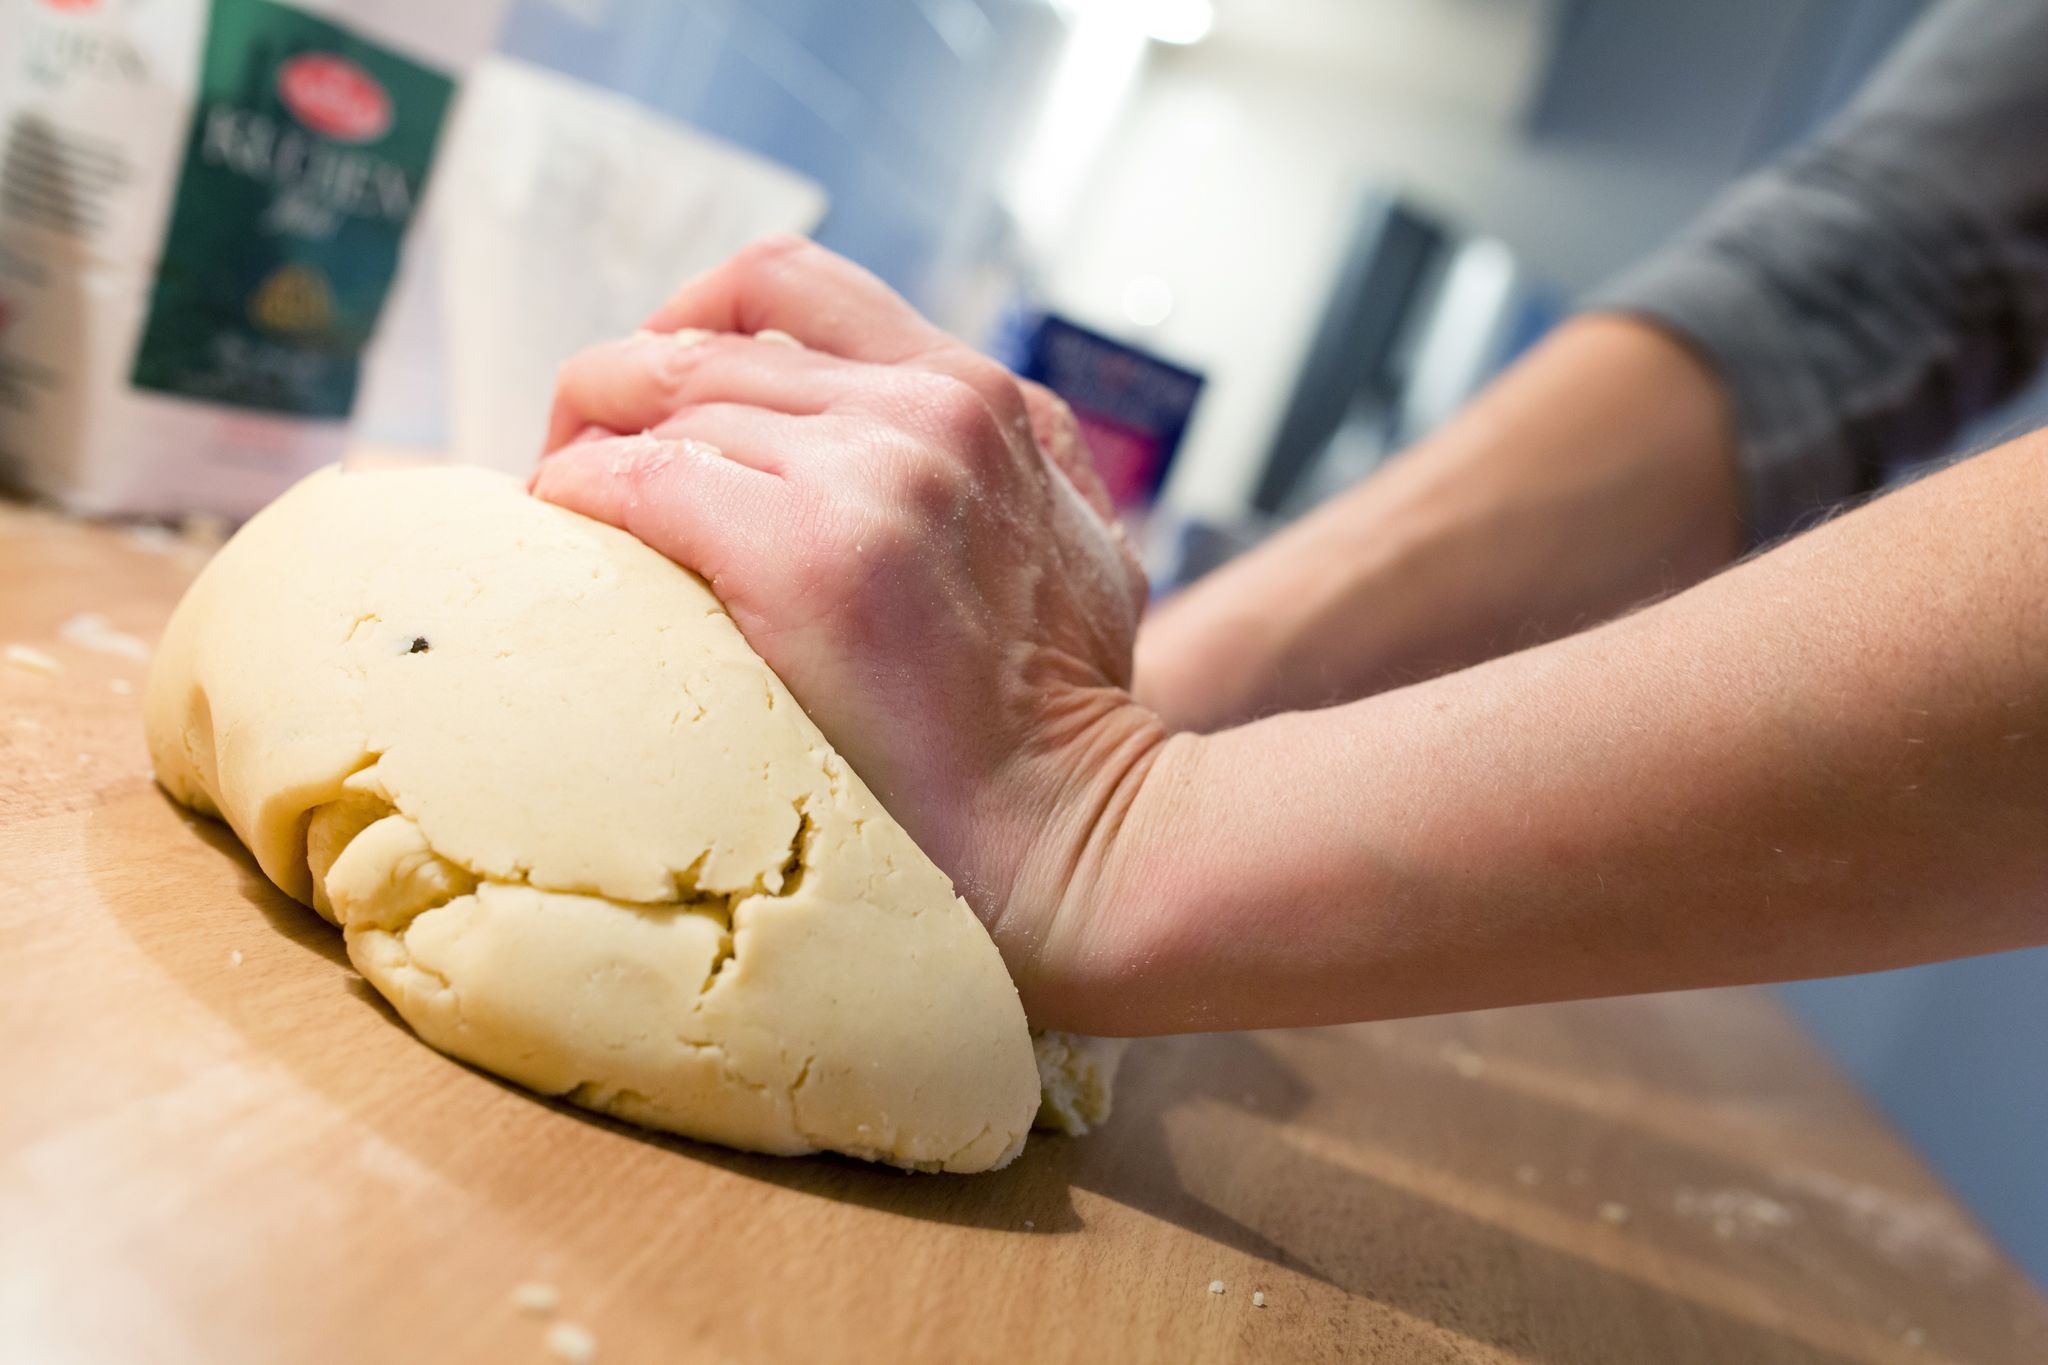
[4,499,2046,1365]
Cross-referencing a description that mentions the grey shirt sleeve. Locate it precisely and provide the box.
[1591,0,2048,543]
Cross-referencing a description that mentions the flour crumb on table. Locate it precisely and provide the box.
[1440,1041,1486,1078]
[58,612,151,661]
[1208,1280,1225,1295]
[512,1281,560,1315]
[1252,1291,1267,1308]
[124,524,181,555]
[229,950,243,968]
[1598,1202,1631,1226]
[544,1319,597,1362]
[1021,1219,1034,1230]
[1674,1186,1795,1242]
[5,643,62,676]
[1514,1165,1540,1187]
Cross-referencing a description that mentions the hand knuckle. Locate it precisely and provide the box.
[739,232,814,276]
[894,444,968,514]
[947,353,1009,394]
[918,374,1000,446]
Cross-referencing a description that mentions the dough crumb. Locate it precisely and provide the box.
[58,612,151,661]
[1673,1185,1795,1237]
[124,524,181,555]
[1252,1291,1266,1308]
[1598,1201,1631,1225]
[544,1320,597,1362]
[1440,1041,1486,1077]
[5,643,62,676]
[180,512,229,552]
[1207,1280,1225,1295]
[512,1281,560,1314]
[1032,1032,1128,1135]
[229,950,243,967]
[1514,1165,1540,1187]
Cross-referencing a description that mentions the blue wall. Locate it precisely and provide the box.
[1780,952,2048,1284]
[498,0,1061,310]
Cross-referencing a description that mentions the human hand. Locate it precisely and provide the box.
[531,237,1162,1021]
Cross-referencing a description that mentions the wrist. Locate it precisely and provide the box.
[985,689,1183,1029]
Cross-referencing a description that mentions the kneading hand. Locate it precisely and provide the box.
[531,236,1162,1022]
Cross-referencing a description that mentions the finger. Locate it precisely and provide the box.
[529,433,791,587]
[644,238,1053,469]
[643,401,837,476]
[556,421,615,451]
[644,235,948,364]
[547,330,891,456]
[547,331,694,454]
[546,331,736,453]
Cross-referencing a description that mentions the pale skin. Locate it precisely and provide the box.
[535,235,2048,1037]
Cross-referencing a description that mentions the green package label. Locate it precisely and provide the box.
[130,0,455,418]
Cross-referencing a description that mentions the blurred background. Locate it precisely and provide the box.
[9,0,2043,1287]
[367,0,2048,1285]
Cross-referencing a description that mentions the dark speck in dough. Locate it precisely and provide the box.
[408,637,431,654]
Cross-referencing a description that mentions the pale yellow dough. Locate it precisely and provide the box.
[144,464,1114,1172]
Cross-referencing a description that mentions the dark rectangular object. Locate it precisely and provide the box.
[1011,313,1205,512]
[1253,192,1448,515]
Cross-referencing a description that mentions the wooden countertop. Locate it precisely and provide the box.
[4,497,2045,1365]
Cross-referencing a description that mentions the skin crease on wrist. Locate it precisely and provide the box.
[1134,315,1746,732]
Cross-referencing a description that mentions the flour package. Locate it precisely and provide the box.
[0,0,502,518]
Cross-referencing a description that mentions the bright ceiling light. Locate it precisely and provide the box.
[1052,0,1215,46]
[1121,274,1176,327]
[1136,0,1214,45]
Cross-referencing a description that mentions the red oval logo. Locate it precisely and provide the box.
[277,53,391,143]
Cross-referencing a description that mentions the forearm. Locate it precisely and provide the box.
[1045,430,2048,1036]
[1135,315,1744,731]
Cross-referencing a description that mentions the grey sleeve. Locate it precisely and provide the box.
[1591,0,2048,543]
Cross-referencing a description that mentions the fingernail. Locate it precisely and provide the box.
[752,328,802,349]
[635,326,714,349]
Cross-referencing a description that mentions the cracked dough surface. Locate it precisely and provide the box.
[143,464,1079,1172]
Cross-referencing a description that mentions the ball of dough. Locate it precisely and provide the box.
[145,464,1052,1172]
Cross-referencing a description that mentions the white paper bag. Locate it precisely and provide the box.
[409,56,828,475]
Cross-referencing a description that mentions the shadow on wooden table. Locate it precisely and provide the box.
[95,794,1927,1364]
[182,811,354,968]
[102,794,1085,1240]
